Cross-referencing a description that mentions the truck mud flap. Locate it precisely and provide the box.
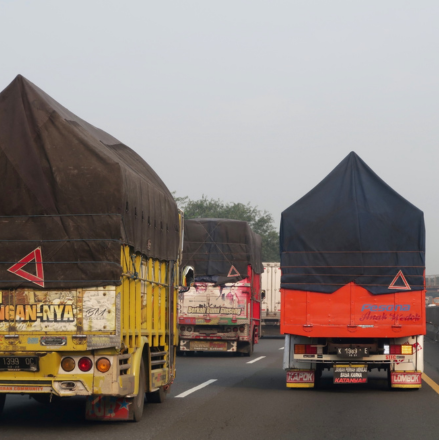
[85,395,135,421]
[286,370,315,388]
[390,371,422,388]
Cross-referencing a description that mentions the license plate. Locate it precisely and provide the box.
[190,341,227,351]
[337,347,369,358]
[0,356,39,372]
[333,364,367,384]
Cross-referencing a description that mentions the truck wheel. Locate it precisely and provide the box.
[244,339,254,357]
[387,367,393,390]
[314,365,323,389]
[0,394,5,415]
[147,386,167,404]
[132,358,146,422]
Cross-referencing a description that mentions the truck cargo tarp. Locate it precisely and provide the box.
[182,218,263,284]
[280,152,425,295]
[0,75,179,289]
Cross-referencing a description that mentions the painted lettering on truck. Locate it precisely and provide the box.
[361,304,410,312]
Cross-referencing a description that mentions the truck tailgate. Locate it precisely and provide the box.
[281,282,425,338]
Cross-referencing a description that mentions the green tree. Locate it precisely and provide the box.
[173,194,279,262]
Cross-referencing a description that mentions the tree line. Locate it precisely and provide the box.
[174,194,280,262]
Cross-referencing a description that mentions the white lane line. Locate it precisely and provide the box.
[279,347,285,350]
[174,379,217,398]
[247,356,266,364]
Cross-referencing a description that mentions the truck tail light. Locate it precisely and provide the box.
[225,327,231,333]
[96,357,111,373]
[390,345,401,354]
[186,326,193,332]
[294,344,316,354]
[233,327,238,332]
[61,357,75,372]
[78,357,93,372]
[294,344,306,354]
[239,326,245,332]
[180,326,186,331]
[305,345,317,354]
[401,344,413,355]
[390,345,413,355]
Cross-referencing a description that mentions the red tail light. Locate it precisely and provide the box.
[180,326,186,331]
[295,344,317,354]
[305,345,317,354]
[78,357,93,372]
[390,345,401,355]
[390,344,413,355]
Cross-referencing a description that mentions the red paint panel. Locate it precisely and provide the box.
[281,282,426,338]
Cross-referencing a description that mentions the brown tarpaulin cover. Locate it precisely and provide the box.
[182,218,263,284]
[0,75,179,289]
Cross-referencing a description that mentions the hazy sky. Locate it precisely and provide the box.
[1,1,438,273]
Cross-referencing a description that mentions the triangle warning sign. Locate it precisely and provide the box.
[227,265,240,278]
[388,270,411,291]
[8,247,45,287]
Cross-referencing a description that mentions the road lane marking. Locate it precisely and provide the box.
[247,356,266,364]
[279,347,284,350]
[175,379,217,398]
[422,373,439,395]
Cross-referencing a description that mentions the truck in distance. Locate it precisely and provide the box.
[261,262,281,337]
[178,218,263,356]
[281,152,425,389]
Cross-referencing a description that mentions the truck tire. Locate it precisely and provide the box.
[0,394,5,416]
[132,358,146,422]
[314,365,323,389]
[387,367,392,390]
[147,386,167,403]
[244,338,254,357]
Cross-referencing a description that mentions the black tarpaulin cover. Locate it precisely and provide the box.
[0,75,179,289]
[280,152,425,295]
[182,218,263,284]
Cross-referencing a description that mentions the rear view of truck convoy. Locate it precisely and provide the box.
[0,75,181,420]
[178,218,263,355]
[281,152,425,389]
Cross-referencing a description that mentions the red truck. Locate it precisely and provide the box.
[281,152,425,389]
[178,219,263,356]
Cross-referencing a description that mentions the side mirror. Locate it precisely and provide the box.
[261,290,266,301]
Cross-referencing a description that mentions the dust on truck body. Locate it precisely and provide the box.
[178,219,263,355]
[281,152,426,389]
[0,75,181,421]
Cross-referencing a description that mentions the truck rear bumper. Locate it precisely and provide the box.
[180,339,237,352]
[0,379,91,396]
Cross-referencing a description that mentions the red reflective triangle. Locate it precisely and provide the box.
[8,247,45,287]
[227,265,240,278]
[388,270,411,291]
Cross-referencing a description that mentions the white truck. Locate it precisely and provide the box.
[261,262,281,337]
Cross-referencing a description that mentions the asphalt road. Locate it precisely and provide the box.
[2,337,439,440]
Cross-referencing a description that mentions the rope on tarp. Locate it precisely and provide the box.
[0,213,121,218]
[0,239,121,242]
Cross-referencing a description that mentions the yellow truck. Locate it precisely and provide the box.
[0,75,181,421]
